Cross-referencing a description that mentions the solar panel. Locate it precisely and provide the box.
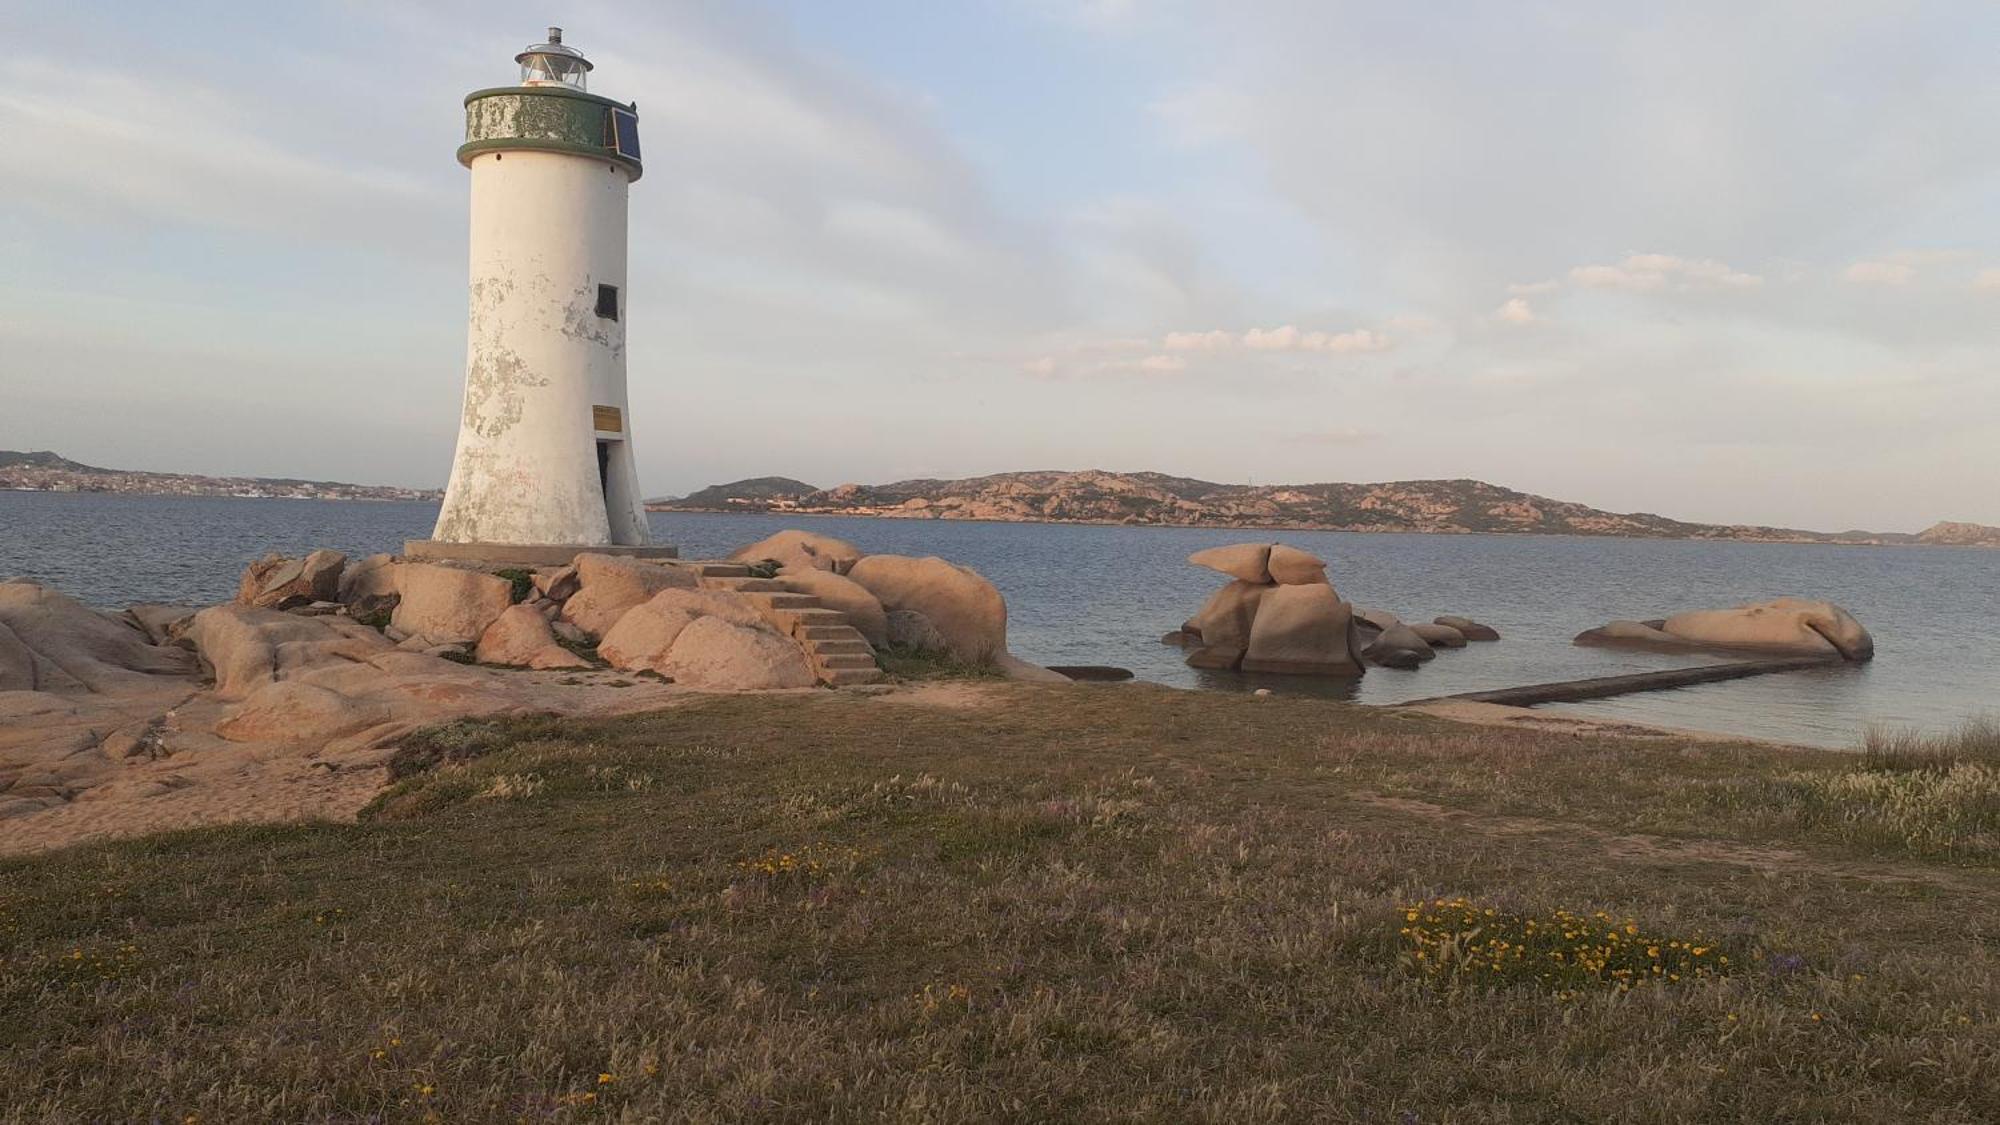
[609,108,641,162]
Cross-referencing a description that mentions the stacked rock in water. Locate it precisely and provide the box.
[1167,543,1368,676]
[1168,544,1503,674]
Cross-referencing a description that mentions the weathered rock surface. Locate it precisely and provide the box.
[1266,544,1328,586]
[475,605,591,670]
[185,604,396,700]
[885,609,949,653]
[1182,580,1271,670]
[1577,598,1873,661]
[1241,583,1364,675]
[1,581,196,692]
[1188,543,1273,584]
[777,568,889,647]
[124,604,197,646]
[848,555,1007,664]
[597,589,767,675]
[731,530,865,575]
[1362,623,1436,669]
[391,563,515,645]
[657,616,815,690]
[336,554,399,605]
[1435,615,1500,641]
[1409,622,1468,648]
[1354,608,1403,633]
[562,554,698,637]
[238,550,346,610]
[531,564,580,602]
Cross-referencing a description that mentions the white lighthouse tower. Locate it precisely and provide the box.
[411,28,674,565]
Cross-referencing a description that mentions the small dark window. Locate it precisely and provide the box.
[595,284,619,321]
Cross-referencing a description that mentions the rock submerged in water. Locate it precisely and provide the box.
[1179,544,1366,676]
[1435,615,1500,641]
[1575,597,1873,661]
[1175,543,1503,674]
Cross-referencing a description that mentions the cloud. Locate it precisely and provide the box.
[1494,297,1538,324]
[1843,260,1916,285]
[1240,326,1391,352]
[1568,254,1763,292]
[1022,356,1058,376]
[1975,269,2000,290]
[1163,329,1235,351]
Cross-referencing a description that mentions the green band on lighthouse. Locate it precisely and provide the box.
[459,86,642,180]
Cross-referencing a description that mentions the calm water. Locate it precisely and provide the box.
[4,491,1994,747]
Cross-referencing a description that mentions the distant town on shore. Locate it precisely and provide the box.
[8,449,1997,547]
[0,450,441,504]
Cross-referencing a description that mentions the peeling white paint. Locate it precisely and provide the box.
[432,148,649,546]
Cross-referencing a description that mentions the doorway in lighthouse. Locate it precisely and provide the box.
[595,440,615,529]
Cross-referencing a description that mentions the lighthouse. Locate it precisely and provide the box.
[410,28,674,565]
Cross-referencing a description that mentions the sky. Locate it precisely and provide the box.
[2,1,1998,532]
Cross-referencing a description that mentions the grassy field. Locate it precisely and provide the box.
[1,684,1995,1122]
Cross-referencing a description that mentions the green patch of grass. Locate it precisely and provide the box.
[876,643,1005,681]
[0,688,1995,1121]
[492,567,535,604]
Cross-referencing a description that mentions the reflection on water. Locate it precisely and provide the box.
[4,491,1993,748]
[1188,666,1364,703]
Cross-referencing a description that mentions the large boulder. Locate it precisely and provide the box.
[1354,607,1403,633]
[336,554,399,605]
[597,589,766,674]
[1362,623,1436,669]
[1241,583,1365,675]
[1576,598,1873,661]
[1182,580,1271,670]
[731,530,864,575]
[0,581,197,693]
[885,609,949,652]
[237,550,346,610]
[1409,622,1468,649]
[1188,544,1273,584]
[777,568,888,646]
[1574,620,1683,649]
[1435,615,1500,642]
[184,604,396,700]
[474,605,591,670]
[1266,544,1329,586]
[657,616,814,690]
[391,563,515,645]
[847,555,1007,664]
[1662,598,1873,661]
[562,554,698,638]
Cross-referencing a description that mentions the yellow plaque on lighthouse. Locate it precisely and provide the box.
[592,406,623,433]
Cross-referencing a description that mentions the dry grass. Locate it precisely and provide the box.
[1862,718,2000,773]
[0,685,1994,1122]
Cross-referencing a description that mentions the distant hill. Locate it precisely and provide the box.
[0,450,440,503]
[647,476,817,509]
[648,468,1978,546]
[0,450,111,473]
[1916,521,2000,547]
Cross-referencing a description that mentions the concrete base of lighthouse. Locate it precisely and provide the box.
[404,540,680,567]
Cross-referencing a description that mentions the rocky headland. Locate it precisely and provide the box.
[0,532,1058,853]
[651,470,2000,547]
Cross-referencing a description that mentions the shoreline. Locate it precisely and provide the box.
[646,505,1968,549]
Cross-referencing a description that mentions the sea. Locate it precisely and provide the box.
[4,490,1993,748]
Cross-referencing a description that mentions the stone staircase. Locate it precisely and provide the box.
[694,563,884,686]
